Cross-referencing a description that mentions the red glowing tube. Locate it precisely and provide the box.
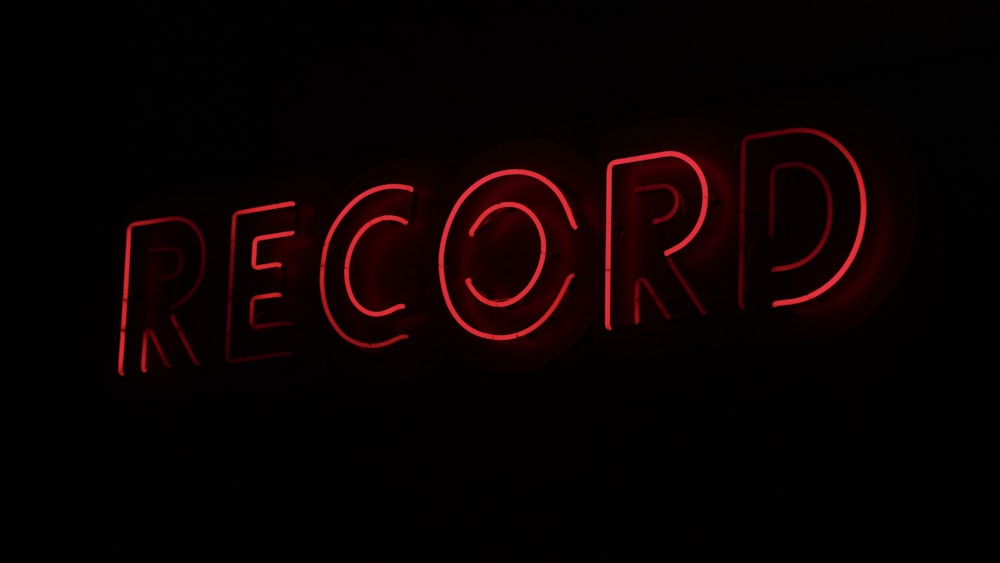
[604,151,709,330]
[226,201,296,363]
[169,314,199,367]
[252,231,296,270]
[320,184,414,349]
[439,169,578,340]
[634,277,672,324]
[464,202,547,308]
[249,292,294,330]
[118,216,206,376]
[345,215,408,317]
[147,246,184,281]
[738,128,867,309]
[668,257,706,316]
[769,162,833,274]
[140,328,169,373]
[634,184,683,225]
[462,274,577,341]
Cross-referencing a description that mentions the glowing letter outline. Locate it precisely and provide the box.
[118,217,206,376]
[319,184,413,349]
[439,169,578,341]
[604,151,709,330]
[225,201,296,364]
[738,128,867,309]
[464,201,547,308]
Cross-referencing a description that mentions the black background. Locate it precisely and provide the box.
[56,1,996,555]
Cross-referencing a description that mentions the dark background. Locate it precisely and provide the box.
[58,1,996,554]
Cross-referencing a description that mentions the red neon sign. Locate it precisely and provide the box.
[116,116,916,377]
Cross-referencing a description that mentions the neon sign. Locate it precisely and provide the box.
[117,114,917,377]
